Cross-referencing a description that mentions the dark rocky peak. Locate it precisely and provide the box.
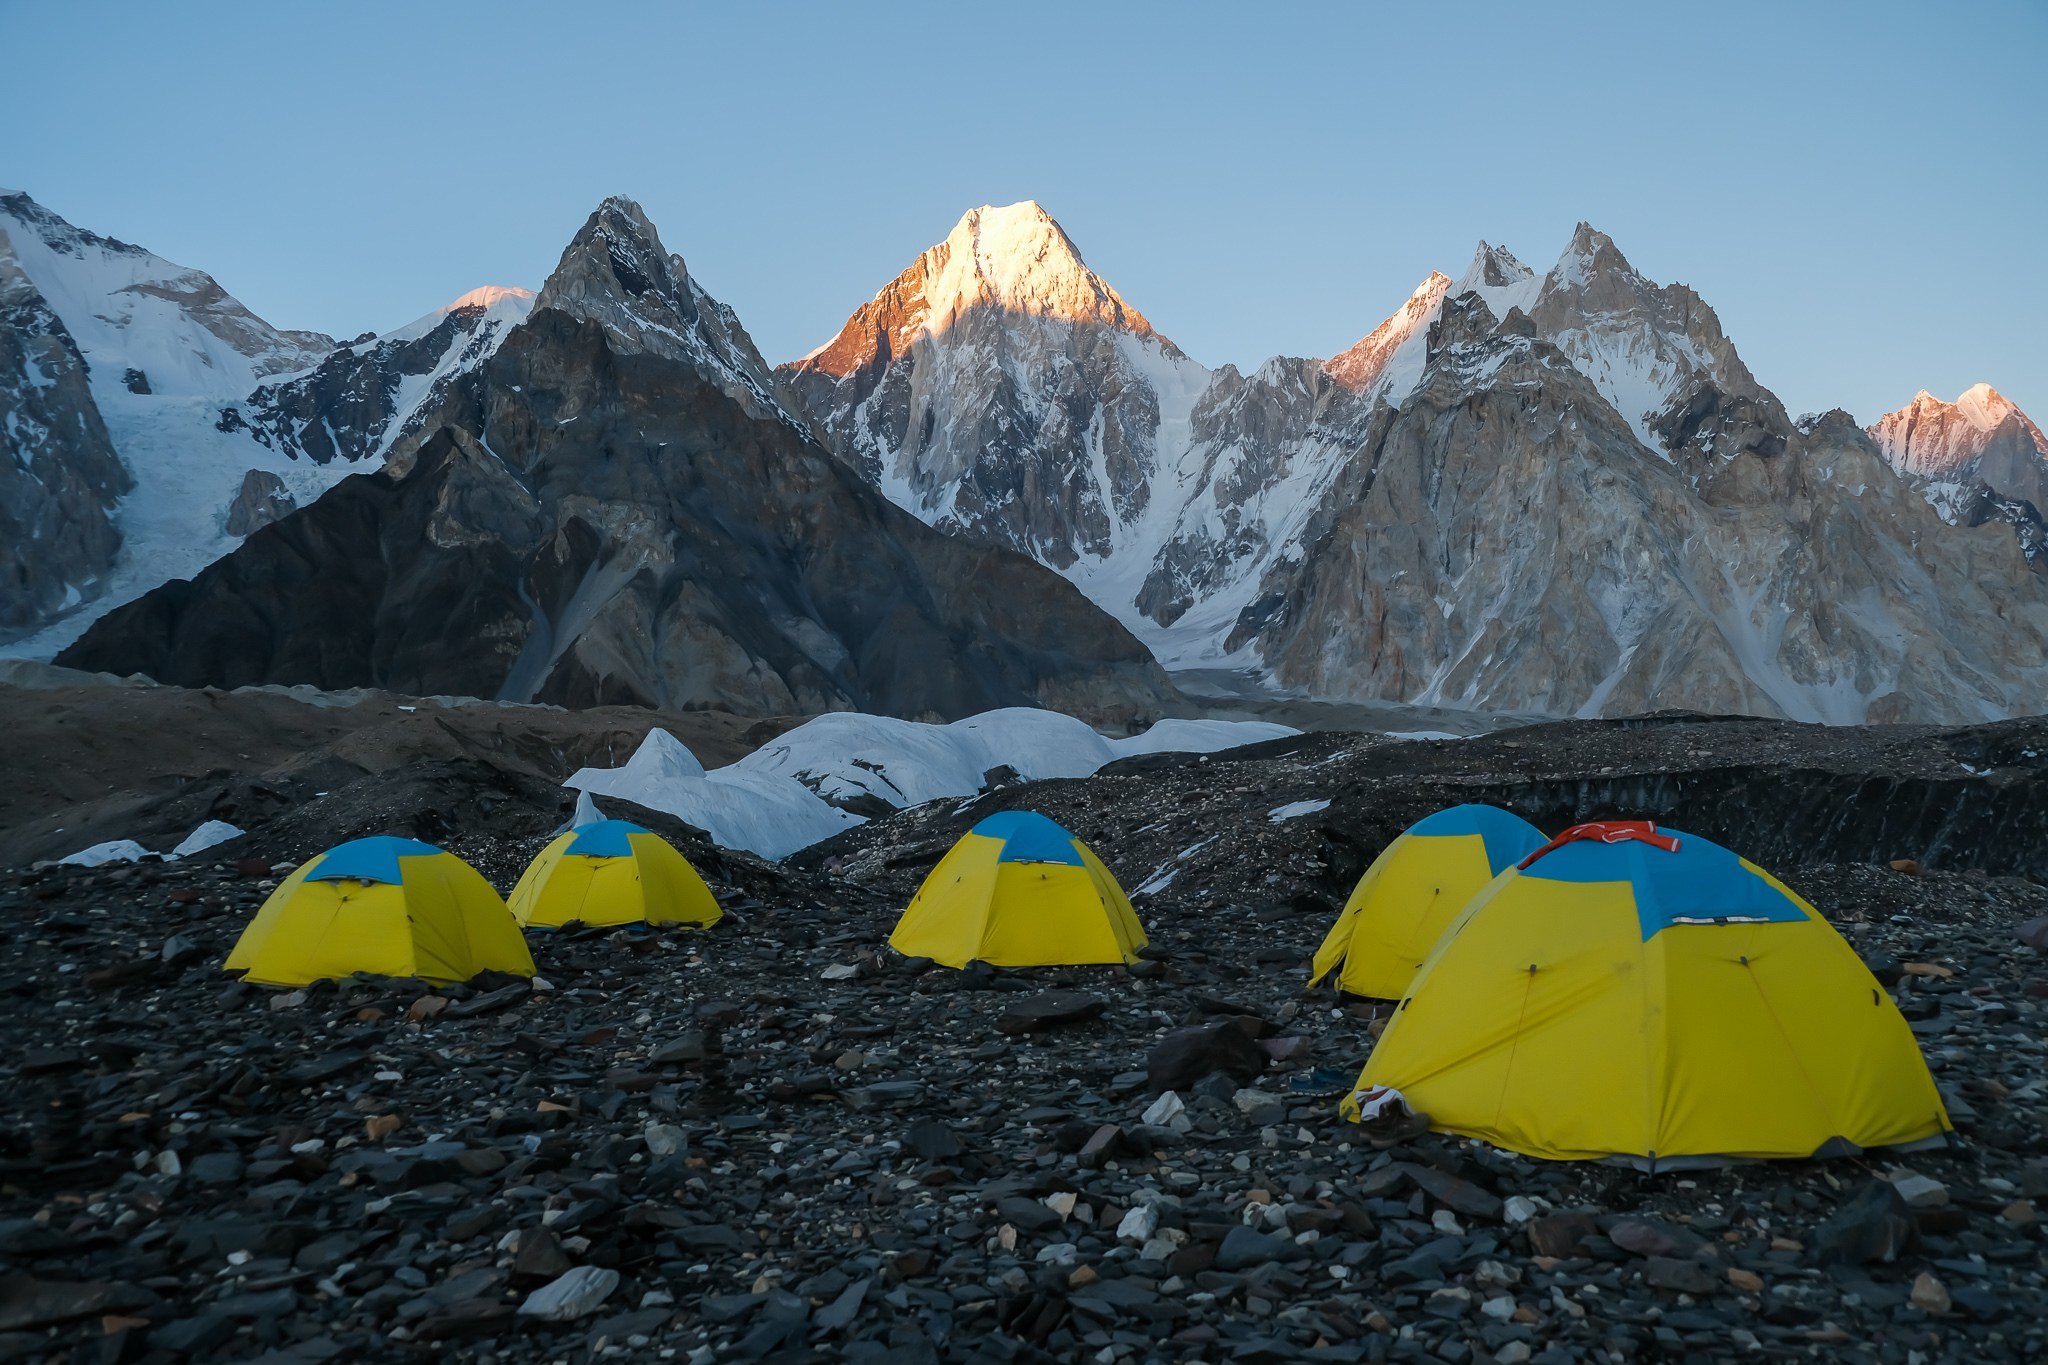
[536,197,695,320]
[532,195,788,424]
[1793,407,1874,450]
[59,294,1176,725]
[1425,290,1505,358]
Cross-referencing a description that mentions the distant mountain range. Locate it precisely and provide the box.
[779,201,2048,722]
[5,189,2046,723]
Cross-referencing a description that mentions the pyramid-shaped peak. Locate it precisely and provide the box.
[577,196,667,256]
[537,196,692,312]
[1452,241,1542,319]
[947,200,1091,277]
[911,198,1168,345]
[1550,222,1645,289]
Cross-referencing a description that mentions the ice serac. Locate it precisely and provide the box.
[778,200,1212,570]
[1233,292,2048,724]
[1870,385,2048,565]
[0,225,130,636]
[60,198,1175,727]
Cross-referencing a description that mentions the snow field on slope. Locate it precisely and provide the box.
[1,198,320,396]
[0,293,534,662]
[0,390,367,660]
[565,707,1296,860]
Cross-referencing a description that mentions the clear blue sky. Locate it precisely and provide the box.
[3,0,2042,424]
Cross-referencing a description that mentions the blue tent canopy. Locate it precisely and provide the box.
[971,810,1086,867]
[306,836,443,885]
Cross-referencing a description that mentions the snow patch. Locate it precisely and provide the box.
[563,708,1296,860]
[59,818,244,867]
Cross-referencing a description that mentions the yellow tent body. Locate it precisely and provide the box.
[509,820,722,930]
[225,837,535,987]
[1310,804,1547,999]
[889,811,1146,968]
[1345,822,1950,1164]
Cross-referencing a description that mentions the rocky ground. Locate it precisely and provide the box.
[2,715,2046,1363]
[0,667,796,869]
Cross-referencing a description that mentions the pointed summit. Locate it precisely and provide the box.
[1870,382,2048,485]
[1325,271,1451,398]
[1452,241,1539,319]
[789,200,1178,383]
[532,195,784,422]
[535,197,691,318]
[1546,221,1646,293]
[917,200,1173,347]
[777,200,1207,571]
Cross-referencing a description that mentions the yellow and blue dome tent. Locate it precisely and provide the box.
[1309,804,1547,999]
[509,819,722,930]
[889,811,1145,968]
[1344,821,1950,1165]
[225,836,534,987]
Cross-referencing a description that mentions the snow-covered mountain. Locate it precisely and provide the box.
[779,201,1211,569]
[224,285,533,467]
[0,191,331,396]
[11,188,2047,725]
[0,191,535,652]
[0,187,338,643]
[59,198,1176,727]
[0,220,129,635]
[1869,385,2048,564]
[1239,294,2048,722]
[781,205,2048,722]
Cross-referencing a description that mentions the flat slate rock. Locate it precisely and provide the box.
[994,990,1107,1035]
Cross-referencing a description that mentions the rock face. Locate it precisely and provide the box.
[228,286,534,467]
[223,469,296,537]
[60,199,1174,725]
[783,207,2048,722]
[1513,226,1792,468]
[1236,296,2048,723]
[1870,385,2048,567]
[0,226,129,636]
